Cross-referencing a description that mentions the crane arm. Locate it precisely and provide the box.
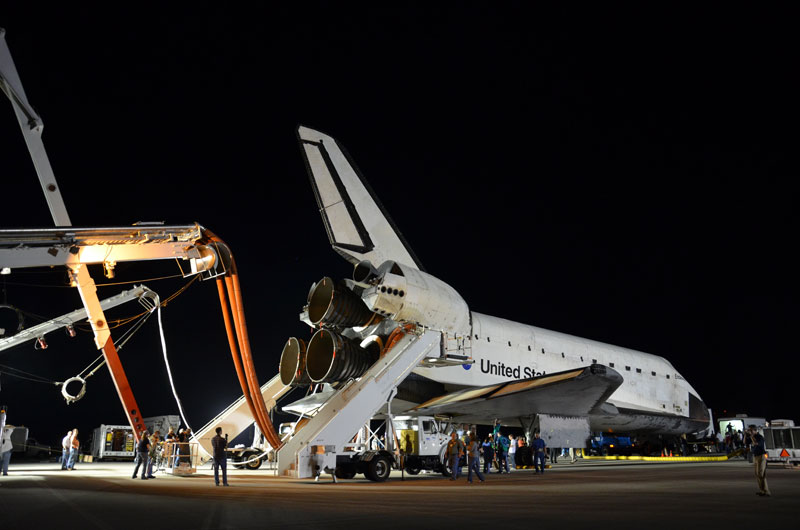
[1,28,70,226]
[0,284,156,353]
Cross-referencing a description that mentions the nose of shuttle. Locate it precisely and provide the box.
[688,393,710,422]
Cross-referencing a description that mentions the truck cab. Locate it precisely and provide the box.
[393,415,453,476]
[328,415,455,481]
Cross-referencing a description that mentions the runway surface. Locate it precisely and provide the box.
[0,458,796,529]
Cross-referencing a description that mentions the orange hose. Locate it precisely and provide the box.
[215,277,260,433]
[223,275,260,421]
[204,230,282,450]
[227,271,282,450]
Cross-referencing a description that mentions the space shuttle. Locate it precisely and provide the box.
[280,125,711,443]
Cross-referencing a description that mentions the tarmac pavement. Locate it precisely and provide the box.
[0,458,797,529]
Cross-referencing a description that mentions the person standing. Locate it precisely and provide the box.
[466,434,485,484]
[1,424,13,476]
[496,431,509,473]
[66,429,80,470]
[165,427,178,468]
[532,432,547,474]
[132,431,151,480]
[179,428,192,465]
[508,434,517,470]
[446,432,465,480]
[211,427,229,486]
[60,430,72,470]
[715,430,724,453]
[748,425,771,497]
[146,432,160,478]
[481,435,494,474]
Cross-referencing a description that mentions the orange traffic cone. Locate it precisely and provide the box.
[669,451,673,457]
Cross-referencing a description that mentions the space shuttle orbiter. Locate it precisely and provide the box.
[284,125,711,442]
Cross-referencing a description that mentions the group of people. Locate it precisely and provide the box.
[481,429,549,474]
[445,428,550,482]
[445,431,484,483]
[721,426,749,456]
[131,429,159,479]
[128,425,230,487]
[479,431,511,473]
[60,428,80,470]
[131,426,195,479]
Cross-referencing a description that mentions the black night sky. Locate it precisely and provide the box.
[0,5,796,449]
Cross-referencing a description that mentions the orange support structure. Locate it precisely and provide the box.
[101,336,147,442]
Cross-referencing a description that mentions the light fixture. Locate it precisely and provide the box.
[35,337,48,350]
[103,261,116,279]
[0,267,10,275]
[66,324,76,338]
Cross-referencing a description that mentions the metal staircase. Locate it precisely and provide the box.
[193,374,290,462]
[277,329,441,478]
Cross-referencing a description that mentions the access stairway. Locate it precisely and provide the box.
[277,329,441,478]
[193,374,290,463]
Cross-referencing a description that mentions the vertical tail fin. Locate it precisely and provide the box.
[297,126,423,271]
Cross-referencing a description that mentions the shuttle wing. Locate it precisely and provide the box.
[410,365,623,424]
[297,126,424,270]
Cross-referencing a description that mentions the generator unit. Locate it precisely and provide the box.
[91,424,135,460]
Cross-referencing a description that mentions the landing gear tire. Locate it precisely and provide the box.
[243,451,262,470]
[365,456,391,482]
[232,455,245,469]
[335,466,357,480]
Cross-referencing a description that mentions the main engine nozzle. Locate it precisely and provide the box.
[308,277,378,328]
[279,337,311,387]
[305,329,379,383]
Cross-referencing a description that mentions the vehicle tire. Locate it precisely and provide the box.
[243,451,262,470]
[441,458,453,477]
[405,463,421,475]
[365,456,391,482]
[335,466,357,479]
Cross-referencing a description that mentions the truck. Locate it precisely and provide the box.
[764,419,799,467]
[330,415,456,481]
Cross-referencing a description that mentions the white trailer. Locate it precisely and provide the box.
[718,415,767,438]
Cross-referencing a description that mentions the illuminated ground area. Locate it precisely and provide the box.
[0,460,796,529]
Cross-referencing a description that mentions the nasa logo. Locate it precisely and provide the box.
[463,363,472,370]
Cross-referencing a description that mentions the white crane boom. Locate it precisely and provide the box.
[0,285,156,353]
